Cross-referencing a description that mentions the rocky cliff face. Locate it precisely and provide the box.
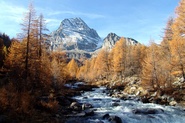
[102,33,139,51]
[49,18,102,52]
[102,33,121,50]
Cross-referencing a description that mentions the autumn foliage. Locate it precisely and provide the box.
[77,38,146,84]
[1,0,185,121]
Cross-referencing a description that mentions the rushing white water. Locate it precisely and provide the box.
[70,86,185,123]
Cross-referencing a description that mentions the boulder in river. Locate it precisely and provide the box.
[103,114,110,119]
[82,103,93,110]
[112,102,120,106]
[108,116,122,123]
[169,101,177,106]
[70,102,81,111]
[103,113,122,123]
[132,108,164,114]
[84,109,94,116]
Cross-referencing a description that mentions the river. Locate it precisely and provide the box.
[65,84,185,123]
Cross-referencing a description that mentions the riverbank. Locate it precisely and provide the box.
[89,76,185,108]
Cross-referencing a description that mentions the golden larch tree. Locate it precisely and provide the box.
[93,49,110,80]
[67,58,79,79]
[112,37,127,81]
[172,0,185,38]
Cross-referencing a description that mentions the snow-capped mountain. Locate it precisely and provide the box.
[48,18,139,59]
[49,18,102,52]
[102,33,139,51]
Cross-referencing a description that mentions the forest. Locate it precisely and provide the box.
[0,0,185,122]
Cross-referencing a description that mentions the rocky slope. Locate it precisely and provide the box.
[102,32,139,51]
[102,33,121,50]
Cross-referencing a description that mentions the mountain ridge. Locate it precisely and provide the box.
[48,17,139,59]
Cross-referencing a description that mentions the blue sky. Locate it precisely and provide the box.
[0,0,180,44]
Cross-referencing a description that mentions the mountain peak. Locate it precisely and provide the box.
[102,32,139,50]
[105,32,118,38]
[102,32,121,50]
[49,17,102,52]
[59,17,89,31]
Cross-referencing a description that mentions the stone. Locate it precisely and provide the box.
[108,116,122,123]
[132,108,164,114]
[93,98,102,101]
[103,113,110,119]
[112,99,120,102]
[70,102,81,111]
[84,109,94,116]
[88,119,104,123]
[130,86,137,93]
[182,96,185,101]
[151,92,157,97]
[169,101,177,106]
[112,102,120,106]
[75,112,86,117]
[136,91,140,96]
[120,94,128,100]
[103,114,122,123]
[82,103,93,110]
[83,97,88,99]
[141,97,150,103]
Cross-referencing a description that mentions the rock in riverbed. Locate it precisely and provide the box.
[103,113,122,123]
[70,102,81,111]
[82,103,93,110]
[132,108,164,114]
